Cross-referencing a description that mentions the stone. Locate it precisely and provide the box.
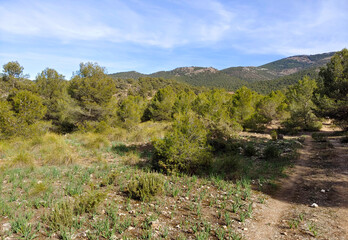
[311,203,319,208]
[151,219,161,229]
[2,223,11,232]
[320,189,326,193]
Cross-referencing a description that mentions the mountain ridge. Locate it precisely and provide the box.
[109,51,336,93]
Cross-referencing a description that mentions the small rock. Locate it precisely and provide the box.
[281,232,288,236]
[2,222,11,232]
[127,226,135,231]
[311,203,319,208]
[175,224,181,229]
[151,219,161,229]
[243,228,248,231]
[320,189,326,193]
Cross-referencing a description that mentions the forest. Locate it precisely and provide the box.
[0,49,347,239]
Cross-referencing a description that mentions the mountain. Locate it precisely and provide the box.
[109,52,335,93]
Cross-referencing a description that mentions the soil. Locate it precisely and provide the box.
[245,125,348,240]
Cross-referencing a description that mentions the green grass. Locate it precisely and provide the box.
[0,128,300,239]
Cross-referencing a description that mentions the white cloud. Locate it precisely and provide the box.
[0,0,235,48]
[0,0,346,58]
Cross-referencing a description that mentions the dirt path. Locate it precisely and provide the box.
[245,129,348,240]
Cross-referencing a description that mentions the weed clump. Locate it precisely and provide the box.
[244,143,257,157]
[10,152,35,167]
[39,133,78,165]
[100,171,119,187]
[30,182,48,196]
[83,133,110,149]
[270,130,278,140]
[47,201,74,231]
[263,144,281,160]
[126,173,164,201]
[74,190,106,214]
[312,132,327,142]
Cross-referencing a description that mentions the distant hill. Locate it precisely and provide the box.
[109,52,335,93]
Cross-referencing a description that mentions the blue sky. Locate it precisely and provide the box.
[0,0,347,79]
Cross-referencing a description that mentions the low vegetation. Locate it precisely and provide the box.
[0,50,346,239]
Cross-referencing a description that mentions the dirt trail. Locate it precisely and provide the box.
[245,128,348,240]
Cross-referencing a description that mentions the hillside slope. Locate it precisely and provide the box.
[109,52,335,93]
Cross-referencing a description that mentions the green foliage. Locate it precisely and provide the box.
[117,95,145,128]
[257,91,288,121]
[110,52,334,94]
[244,143,257,156]
[0,100,17,137]
[229,87,260,127]
[36,68,80,132]
[284,76,321,131]
[126,173,164,201]
[144,86,176,121]
[47,201,74,231]
[270,130,278,140]
[173,89,196,114]
[10,151,35,167]
[312,132,327,142]
[74,190,106,214]
[38,133,78,165]
[11,90,47,125]
[192,89,230,121]
[263,144,281,160]
[316,49,348,129]
[2,61,25,88]
[153,112,212,174]
[69,62,117,121]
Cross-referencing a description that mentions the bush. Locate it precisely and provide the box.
[126,173,164,201]
[244,143,257,157]
[312,132,327,142]
[47,201,74,231]
[83,133,110,149]
[210,154,248,179]
[9,152,35,167]
[270,130,277,140]
[153,113,212,174]
[100,172,119,187]
[74,190,106,214]
[263,144,281,160]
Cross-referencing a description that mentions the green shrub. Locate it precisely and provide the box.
[263,144,281,160]
[270,130,277,140]
[244,143,256,157]
[47,201,74,231]
[312,132,327,142]
[74,190,106,214]
[100,172,119,187]
[10,151,35,167]
[153,113,212,174]
[210,154,247,179]
[126,173,164,201]
[30,182,48,196]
